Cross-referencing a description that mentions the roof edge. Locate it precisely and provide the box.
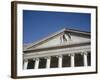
[25,28,90,50]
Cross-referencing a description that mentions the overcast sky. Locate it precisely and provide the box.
[23,10,91,44]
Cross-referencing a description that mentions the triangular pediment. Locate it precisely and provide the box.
[24,28,90,51]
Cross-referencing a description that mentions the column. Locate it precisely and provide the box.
[46,57,51,68]
[58,55,62,68]
[84,52,88,66]
[71,54,74,67]
[35,58,39,69]
[24,59,28,69]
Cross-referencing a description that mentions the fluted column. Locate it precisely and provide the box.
[46,57,51,68]
[71,54,74,67]
[34,58,39,69]
[84,52,88,66]
[58,55,62,68]
[24,59,28,69]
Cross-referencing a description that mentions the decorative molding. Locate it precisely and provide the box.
[23,46,90,60]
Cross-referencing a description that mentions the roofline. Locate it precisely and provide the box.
[25,28,66,49]
[64,28,90,34]
[25,28,90,49]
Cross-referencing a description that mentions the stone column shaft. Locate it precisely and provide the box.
[46,57,51,68]
[58,55,62,68]
[24,60,28,69]
[84,52,88,66]
[71,54,74,67]
[35,58,39,69]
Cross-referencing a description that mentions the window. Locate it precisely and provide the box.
[62,54,71,67]
[75,53,84,67]
[87,52,91,66]
[27,59,35,69]
[50,56,58,68]
[39,58,46,69]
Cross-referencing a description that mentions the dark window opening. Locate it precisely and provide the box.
[87,52,91,66]
[27,59,35,69]
[75,53,84,67]
[62,54,71,67]
[39,58,46,69]
[50,56,58,68]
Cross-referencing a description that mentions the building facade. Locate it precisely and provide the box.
[23,28,91,70]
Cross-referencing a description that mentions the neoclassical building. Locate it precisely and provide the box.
[23,28,91,70]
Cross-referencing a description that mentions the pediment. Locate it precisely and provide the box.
[24,28,90,51]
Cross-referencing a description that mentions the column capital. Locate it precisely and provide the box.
[24,59,28,62]
[58,55,62,57]
[68,54,71,56]
[33,58,39,61]
[71,54,75,56]
[33,58,36,61]
[35,58,39,60]
[45,56,51,59]
[83,51,88,55]
[55,55,62,58]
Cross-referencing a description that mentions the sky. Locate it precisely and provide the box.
[23,10,91,44]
